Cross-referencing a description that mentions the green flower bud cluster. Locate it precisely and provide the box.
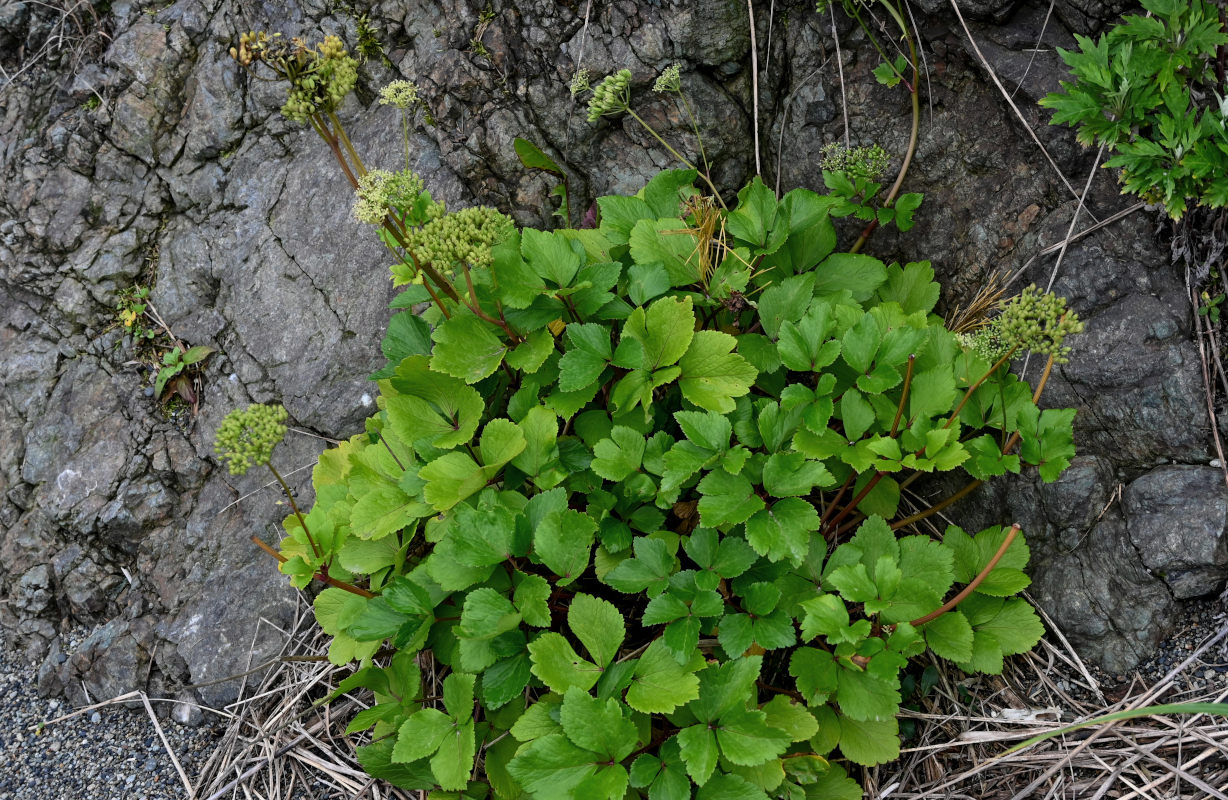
[280,36,358,123]
[214,404,288,476]
[353,169,427,225]
[956,328,1009,363]
[404,206,514,273]
[820,142,891,181]
[569,68,591,97]
[994,285,1085,364]
[653,64,681,94]
[587,69,632,122]
[379,79,420,110]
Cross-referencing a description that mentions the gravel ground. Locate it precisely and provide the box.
[0,632,225,800]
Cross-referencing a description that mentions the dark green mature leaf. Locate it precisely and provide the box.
[744,498,820,565]
[559,323,613,391]
[604,536,675,595]
[507,733,601,797]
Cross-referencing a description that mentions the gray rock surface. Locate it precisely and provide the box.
[1,0,1225,709]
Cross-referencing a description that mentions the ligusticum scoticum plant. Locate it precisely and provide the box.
[220,34,1084,799]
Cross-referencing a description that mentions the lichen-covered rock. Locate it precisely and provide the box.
[1,0,1224,706]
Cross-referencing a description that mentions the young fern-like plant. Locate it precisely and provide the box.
[221,34,1085,799]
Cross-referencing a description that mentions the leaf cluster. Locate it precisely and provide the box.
[265,170,1078,798]
[1039,0,1228,218]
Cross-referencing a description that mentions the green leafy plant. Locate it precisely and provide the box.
[116,285,157,341]
[1039,0,1228,219]
[154,343,215,398]
[225,35,1086,799]
[817,0,922,253]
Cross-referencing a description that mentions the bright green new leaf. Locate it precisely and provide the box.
[716,705,792,766]
[511,405,560,483]
[626,639,701,713]
[591,426,646,481]
[569,593,625,667]
[384,355,485,450]
[534,509,596,584]
[431,313,508,383]
[506,733,600,797]
[420,452,486,511]
[560,687,638,760]
[762,451,833,497]
[528,632,602,693]
[513,572,552,627]
[679,331,757,413]
[522,227,582,287]
[676,725,719,786]
[480,418,526,474]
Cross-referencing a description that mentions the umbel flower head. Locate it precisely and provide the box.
[960,286,1084,364]
[653,64,681,94]
[230,31,358,123]
[819,142,891,181]
[587,69,632,122]
[379,79,420,109]
[569,68,591,97]
[353,169,427,224]
[214,404,288,475]
[401,206,515,278]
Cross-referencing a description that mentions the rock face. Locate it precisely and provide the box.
[1,0,1222,701]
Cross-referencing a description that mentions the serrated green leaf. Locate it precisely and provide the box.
[528,632,602,693]
[569,593,625,667]
[679,331,757,413]
[922,611,975,662]
[626,639,701,713]
[534,509,596,584]
[837,714,899,766]
[506,328,556,373]
[628,218,703,286]
[591,426,646,481]
[559,322,613,391]
[507,733,599,797]
[716,705,792,766]
[459,587,521,640]
[761,695,819,741]
[513,572,552,627]
[431,313,509,383]
[560,687,638,760]
[698,470,766,528]
[744,498,819,565]
[762,451,833,497]
[392,708,452,762]
[385,355,485,450]
[420,452,486,511]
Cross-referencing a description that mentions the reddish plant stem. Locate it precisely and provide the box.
[250,536,375,598]
[910,523,1020,627]
[890,354,916,437]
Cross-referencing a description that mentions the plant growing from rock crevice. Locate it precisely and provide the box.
[220,32,1084,799]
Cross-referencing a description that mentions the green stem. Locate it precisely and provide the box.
[626,109,727,208]
[848,0,920,255]
[678,92,716,198]
[327,110,367,177]
[267,463,321,561]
